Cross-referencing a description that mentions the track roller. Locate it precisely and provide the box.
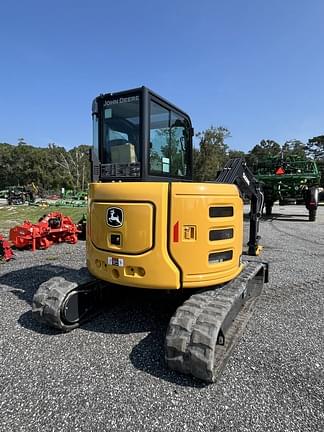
[32,268,103,331]
[165,261,268,383]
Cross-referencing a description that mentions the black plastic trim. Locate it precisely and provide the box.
[209,206,234,218]
[209,228,234,241]
[209,250,233,264]
[167,182,183,289]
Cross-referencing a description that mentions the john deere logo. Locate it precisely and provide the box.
[107,207,123,227]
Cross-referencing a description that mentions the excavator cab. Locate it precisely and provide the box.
[91,87,193,182]
[33,87,268,383]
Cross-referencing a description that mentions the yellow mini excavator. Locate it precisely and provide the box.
[32,87,268,382]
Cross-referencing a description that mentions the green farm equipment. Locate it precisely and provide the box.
[253,157,320,221]
[7,186,34,205]
[55,190,88,207]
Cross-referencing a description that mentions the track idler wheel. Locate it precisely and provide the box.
[32,269,103,331]
[165,262,268,383]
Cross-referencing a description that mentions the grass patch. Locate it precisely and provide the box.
[0,205,86,234]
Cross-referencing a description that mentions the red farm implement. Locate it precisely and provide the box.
[9,212,79,251]
[0,234,14,261]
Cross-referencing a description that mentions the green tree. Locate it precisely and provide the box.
[0,143,15,188]
[282,139,306,159]
[228,149,247,159]
[0,141,91,191]
[17,137,27,146]
[247,139,281,166]
[305,135,324,187]
[49,143,90,190]
[305,135,324,159]
[11,143,42,186]
[193,126,230,181]
[68,145,91,190]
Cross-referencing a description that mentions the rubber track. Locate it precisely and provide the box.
[32,267,97,332]
[165,262,265,382]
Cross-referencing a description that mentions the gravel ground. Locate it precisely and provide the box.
[0,204,323,432]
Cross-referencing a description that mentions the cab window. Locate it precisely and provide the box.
[149,101,190,178]
[103,96,141,166]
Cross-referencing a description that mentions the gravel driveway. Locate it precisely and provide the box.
[0,204,323,432]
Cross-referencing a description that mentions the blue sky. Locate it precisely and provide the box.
[1,0,323,152]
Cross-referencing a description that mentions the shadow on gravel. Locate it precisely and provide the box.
[244,212,308,222]
[82,289,206,387]
[262,213,309,222]
[3,264,205,387]
[129,332,206,388]
[0,264,81,305]
[18,310,63,335]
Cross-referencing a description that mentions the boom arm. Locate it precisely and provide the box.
[216,158,263,256]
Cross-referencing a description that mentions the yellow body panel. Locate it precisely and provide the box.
[169,183,243,287]
[87,182,244,290]
[87,182,180,289]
